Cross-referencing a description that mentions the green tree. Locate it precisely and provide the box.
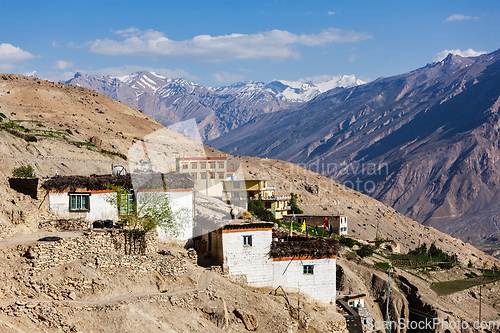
[288,192,303,214]
[468,260,473,268]
[12,164,35,178]
[247,198,278,223]
[105,184,189,238]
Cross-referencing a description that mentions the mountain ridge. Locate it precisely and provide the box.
[208,49,500,251]
[66,71,364,141]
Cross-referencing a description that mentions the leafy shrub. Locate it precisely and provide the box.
[339,236,361,248]
[248,198,278,223]
[357,245,374,258]
[12,165,35,178]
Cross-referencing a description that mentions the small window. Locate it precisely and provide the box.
[210,162,216,169]
[218,162,224,169]
[201,173,207,179]
[243,235,252,247]
[210,173,215,179]
[265,201,272,209]
[191,163,197,169]
[69,194,90,212]
[303,265,314,274]
[200,163,206,169]
[182,164,188,169]
[233,182,240,189]
[191,173,197,179]
[218,172,225,179]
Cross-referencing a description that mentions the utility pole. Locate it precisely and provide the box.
[376,222,380,240]
[479,285,482,324]
[386,268,391,333]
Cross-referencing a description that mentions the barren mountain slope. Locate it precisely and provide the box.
[226,153,499,268]
[209,49,500,249]
[0,74,202,239]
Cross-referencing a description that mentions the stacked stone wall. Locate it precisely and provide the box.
[26,229,159,273]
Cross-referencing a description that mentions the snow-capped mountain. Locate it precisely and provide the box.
[66,71,364,140]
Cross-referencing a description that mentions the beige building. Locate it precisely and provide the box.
[176,155,238,196]
[222,179,291,219]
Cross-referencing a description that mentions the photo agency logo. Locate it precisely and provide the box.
[368,319,500,331]
[286,157,388,194]
[127,118,245,240]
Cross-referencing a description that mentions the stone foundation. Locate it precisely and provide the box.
[26,229,159,273]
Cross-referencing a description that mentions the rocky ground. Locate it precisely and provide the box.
[0,239,347,333]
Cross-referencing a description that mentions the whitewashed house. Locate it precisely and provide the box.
[205,221,338,305]
[43,173,194,241]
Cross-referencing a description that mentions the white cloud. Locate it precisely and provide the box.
[111,27,142,38]
[52,41,61,48]
[212,71,246,83]
[0,43,34,63]
[433,48,487,62]
[445,14,479,22]
[52,60,74,71]
[78,65,198,81]
[89,27,372,62]
[328,11,335,15]
[349,53,359,62]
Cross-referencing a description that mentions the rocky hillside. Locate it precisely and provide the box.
[66,71,364,141]
[209,49,500,250]
[1,74,499,332]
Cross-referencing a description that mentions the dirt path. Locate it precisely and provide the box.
[4,270,212,308]
[0,231,83,247]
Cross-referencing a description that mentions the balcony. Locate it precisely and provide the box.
[258,195,291,201]
[276,206,291,211]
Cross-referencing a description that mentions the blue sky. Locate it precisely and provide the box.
[1,0,498,86]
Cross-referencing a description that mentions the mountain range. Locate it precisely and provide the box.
[209,49,500,250]
[65,49,500,253]
[66,72,364,141]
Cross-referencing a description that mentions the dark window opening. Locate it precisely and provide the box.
[303,265,314,274]
[243,235,252,247]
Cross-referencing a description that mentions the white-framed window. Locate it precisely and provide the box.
[69,193,90,212]
[243,235,252,247]
[191,163,197,169]
[303,265,314,274]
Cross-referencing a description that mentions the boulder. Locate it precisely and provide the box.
[89,136,103,148]
[234,309,258,331]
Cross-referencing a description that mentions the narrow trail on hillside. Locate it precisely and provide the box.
[5,270,212,307]
[0,231,83,247]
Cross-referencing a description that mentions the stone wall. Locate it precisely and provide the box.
[26,229,159,273]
